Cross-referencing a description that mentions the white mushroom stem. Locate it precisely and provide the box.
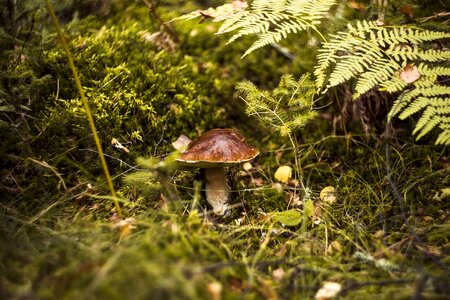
[204,167,229,215]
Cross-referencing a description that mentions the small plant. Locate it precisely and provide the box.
[237,74,317,138]
[237,74,318,190]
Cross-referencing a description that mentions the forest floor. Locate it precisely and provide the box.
[1,1,450,299]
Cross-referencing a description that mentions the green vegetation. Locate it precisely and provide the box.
[1,0,449,299]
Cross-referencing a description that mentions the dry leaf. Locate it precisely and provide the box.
[272,182,283,192]
[400,64,420,83]
[272,268,285,281]
[253,177,264,186]
[416,244,442,256]
[157,193,169,212]
[274,165,292,183]
[400,4,414,17]
[320,186,337,204]
[289,193,302,206]
[315,281,342,300]
[172,134,192,151]
[243,162,253,171]
[376,19,384,26]
[326,240,342,255]
[111,138,130,154]
[234,212,247,225]
[373,230,385,239]
[422,216,434,223]
[141,31,177,52]
[112,217,136,241]
[347,0,367,10]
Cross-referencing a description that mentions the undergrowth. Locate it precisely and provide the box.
[2,134,449,299]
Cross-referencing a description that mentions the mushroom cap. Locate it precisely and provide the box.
[176,128,259,168]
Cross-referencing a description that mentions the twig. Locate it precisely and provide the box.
[337,278,416,298]
[418,11,450,23]
[270,43,295,60]
[28,157,67,190]
[142,0,179,43]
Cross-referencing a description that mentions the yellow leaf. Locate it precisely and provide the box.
[243,162,253,171]
[320,186,337,204]
[274,165,292,183]
[315,281,342,299]
[272,268,285,281]
[326,240,342,255]
[111,137,130,153]
[171,134,192,151]
[112,218,136,242]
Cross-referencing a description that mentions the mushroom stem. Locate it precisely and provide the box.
[204,167,229,215]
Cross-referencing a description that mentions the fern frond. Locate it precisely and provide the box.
[431,97,450,114]
[393,95,450,143]
[436,126,450,145]
[242,18,310,56]
[317,20,450,144]
[388,85,450,119]
[315,22,450,91]
[218,11,250,33]
[436,132,450,145]
[327,44,385,88]
[217,0,337,57]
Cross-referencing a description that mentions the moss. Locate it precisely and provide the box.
[37,16,225,154]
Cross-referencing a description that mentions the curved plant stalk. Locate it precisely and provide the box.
[43,0,122,217]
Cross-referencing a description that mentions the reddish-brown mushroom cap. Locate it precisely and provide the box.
[176,128,259,168]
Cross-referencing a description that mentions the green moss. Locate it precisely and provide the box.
[38,17,225,155]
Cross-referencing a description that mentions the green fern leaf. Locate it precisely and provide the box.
[354,58,399,98]
[412,106,439,138]
[316,19,450,144]
[436,129,450,145]
[387,46,450,62]
[217,0,337,57]
[398,96,429,119]
[418,64,450,77]
[379,76,408,94]
[315,22,450,92]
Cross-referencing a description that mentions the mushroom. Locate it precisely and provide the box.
[176,128,259,215]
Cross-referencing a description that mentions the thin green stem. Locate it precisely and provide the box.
[43,0,122,217]
[312,26,328,43]
[288,133,307,195]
